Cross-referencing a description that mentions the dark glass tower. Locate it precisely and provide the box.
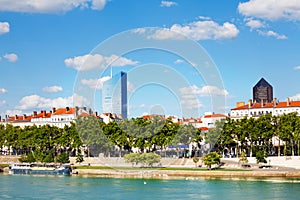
[253,78,273,103]
[102,71,127,119]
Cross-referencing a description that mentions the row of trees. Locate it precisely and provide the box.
[0,123,82,163]
[2,112,299,164]
[0,116,203,162]
[76,116,203,157]
[207,112,300,158]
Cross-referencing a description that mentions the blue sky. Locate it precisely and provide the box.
[0,0,300,118]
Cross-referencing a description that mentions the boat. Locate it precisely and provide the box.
[8,163,72,175]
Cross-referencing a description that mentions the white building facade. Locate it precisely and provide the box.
[230,98,300,119]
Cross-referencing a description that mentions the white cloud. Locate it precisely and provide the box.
[180,85,229,97]
[16,93,90,110]
[0,100,6,106]
[160,1,177,7]
[42,86,63,93]
[81,76,111,90]
[0,88,7,94]
[180,98,203,109]
[0,0,107,14]
[198,16,211,21]
[132,28,146,34]
[5,109,23,116]
[245,18,265,30]
[91,0,107,10]
[0,22,9,35]
[148,28,185,40]
[65,54,138,71]
[238,0,300,21]
[142,112,149,116]
[174,59,184,64]
[3,53,18,62]
[149,20,239,41]
[294,66,300,70]
[257,30,287,39]
[290,94,300,101]
[179,85,228,110]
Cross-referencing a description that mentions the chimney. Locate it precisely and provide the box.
[33,111,37,117]
[23,114,27,120]
[0,116,1,121]
[273,98,277,107]
[248,99,252,108]
[52,107,56,114]
[75,106,79,116]
[287,97,290,106]
[236,102,245,107]
[88,108,92,115]
[261,99,264,108]
[66,107,70,112]
[83,107,87,111]
[15,115,18,120]
[95,112,98,117]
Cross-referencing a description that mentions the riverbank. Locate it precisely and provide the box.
[72,167,300,179]
[1,156,300,179]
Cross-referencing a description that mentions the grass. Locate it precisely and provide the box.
[0,164,9,167]
[72,166,113,170]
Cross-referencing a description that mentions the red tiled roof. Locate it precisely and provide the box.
[173,121,182,125]
[203,114,227,118]
[53,107,75,115]
[231,100,300,110]
[7,115,32,122]
[200,127,209,131]
[79,112,89,117]
[32,111,52,118]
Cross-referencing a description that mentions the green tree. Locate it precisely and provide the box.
[76,116,107,157]
[238,151,248,165]
[255,150,267,164]
[140,153,161,167]
[193,157,199,168]
[202,152,221,170]
[56,152,70,164]
[280,112,298,156]
[124,153,140,167]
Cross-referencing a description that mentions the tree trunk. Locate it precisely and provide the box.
[291,139,295,156]
[250,142,253,157]
[298,141,300,156]
[278,137,281,157]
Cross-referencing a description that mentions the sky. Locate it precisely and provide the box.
[0,0,300,118]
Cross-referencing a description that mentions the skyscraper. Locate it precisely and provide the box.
[102,71,127,118]
[253,78,273,103]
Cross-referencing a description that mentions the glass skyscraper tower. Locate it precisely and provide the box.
[102,71,127,119]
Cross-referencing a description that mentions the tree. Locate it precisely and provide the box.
[140,153,161,167]
[124,153,140,167]
[238,151,248,165]
[279,112,298,156]
[43,149,55,163]
[76,116,108,157]
[56,152,70,164]
[255,150,267,164]
[193,157,199,168]
[202,152,221,169]
[205,119,225,153]
[76,153,84,163]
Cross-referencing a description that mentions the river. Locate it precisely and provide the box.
[0,174,299,199]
